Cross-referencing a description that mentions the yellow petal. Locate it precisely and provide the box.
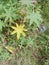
[16,23,18,27]
[11,26,17,30]
[17,32,20,40]
[22,32,26,37]
[11,30,17,35]
[24,29,27,31]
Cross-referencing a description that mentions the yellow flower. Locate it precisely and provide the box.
[11,23,27,40]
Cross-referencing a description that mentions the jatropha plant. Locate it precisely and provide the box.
[0,0,43,41]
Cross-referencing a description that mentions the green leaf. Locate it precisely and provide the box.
[27,38,34,45]
[0,20,4,31]
[0,6,17,25]
[20,0,33,6]
[24,11,43,26]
